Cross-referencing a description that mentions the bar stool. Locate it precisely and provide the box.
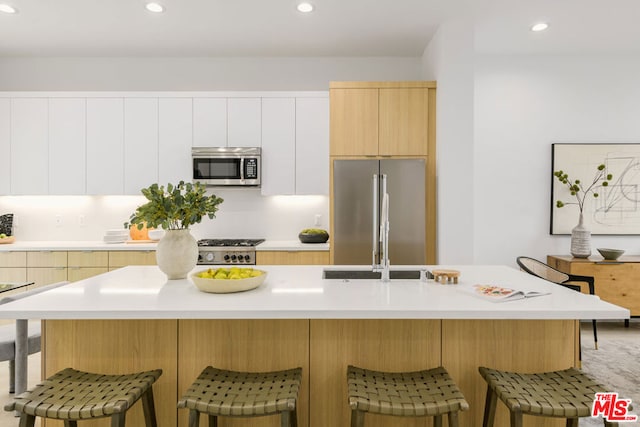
[4,367,162,427]
[178,366,302,427]
[347,365,469,427]
[479,366,619,427]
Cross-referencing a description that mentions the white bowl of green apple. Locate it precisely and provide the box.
[191,267,267,293]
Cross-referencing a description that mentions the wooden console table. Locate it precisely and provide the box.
[548,255,639,326]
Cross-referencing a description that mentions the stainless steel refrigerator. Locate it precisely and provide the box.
[333,159,426,265]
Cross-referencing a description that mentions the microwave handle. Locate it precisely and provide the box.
[240,158,245,182]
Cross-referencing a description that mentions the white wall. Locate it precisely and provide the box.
[0,192,329,241]
[474,54,640,264]
[0,56,420,242]
[0,57,422,91]
[422,19,475,264]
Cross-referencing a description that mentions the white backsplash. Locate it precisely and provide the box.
[0,190,329,242]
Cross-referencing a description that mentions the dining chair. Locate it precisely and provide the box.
[0,281,70,393]
[516,256,598,349]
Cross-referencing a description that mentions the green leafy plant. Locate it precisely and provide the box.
[554,164,612,213]
[126,181,223,230]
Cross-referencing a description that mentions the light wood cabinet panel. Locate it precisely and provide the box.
[379,88,429,156]
[329,88,378,156]
[256,251,329,265]
[159,98,192,185]
[0,98,9,194]
[27,251,67,267]
[193,98,227,147]
[442,320,575,427]
[108,251,156,268]
[68,267,109,282]
[228,98,261,147]
[0,251,27,267]
[43,319,178,427]
[11,98,49,195]
[548,255,640,315]
[27,267,67,288]
[86,98,125,194]
[178,320,309,427]
[310,319,441,427]
[49,98,86,195]
[0,268,27,282]
[296,97,329,195]
[124,98,159,194]
[68,251,109,267]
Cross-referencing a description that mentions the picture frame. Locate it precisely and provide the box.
[551,143,640,235]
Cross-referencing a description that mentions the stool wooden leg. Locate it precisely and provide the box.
[19,414,35,427]
[482,385,497,427]
[63,421,78,427]
[281,410,290,427]
[434,415,443,427]
[291,408,298,427]
[111,412,126,427]
[510,411,523,427]
[566,418,579,427]
[208,414,218,427]
[142,388,158,427]
[448,411,460,427]
[350,409,364,427]
[188,409,200,427]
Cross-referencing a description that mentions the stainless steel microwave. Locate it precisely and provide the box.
[191,147,261,187]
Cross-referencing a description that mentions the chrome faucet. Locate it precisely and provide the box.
[372,174,390,282]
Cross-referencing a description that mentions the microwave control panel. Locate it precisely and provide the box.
[245,158,258,179]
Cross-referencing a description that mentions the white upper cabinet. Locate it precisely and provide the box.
[228,98,261,147]
[124,98,159,194]
[86,98,124,194]
[0,99,9,195]
[49,98,86,195]
[11,98,48,195]
[295,97,329,195]
[159,98,192,185]
[261,98,296,195]
[193,98,226,147]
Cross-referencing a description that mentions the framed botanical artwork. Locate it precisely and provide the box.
[551,143,640,235]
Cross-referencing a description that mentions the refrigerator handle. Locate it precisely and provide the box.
[372,174,379,267]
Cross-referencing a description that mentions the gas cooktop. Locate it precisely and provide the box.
[197,239,265,247]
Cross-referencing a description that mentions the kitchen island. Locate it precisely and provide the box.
[0,265,629,427]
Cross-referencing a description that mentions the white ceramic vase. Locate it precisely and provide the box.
[570,212,591,258]
[156,229,198,279]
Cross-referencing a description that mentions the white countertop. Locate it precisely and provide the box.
[0,265,629,320]
[0,240,328,252]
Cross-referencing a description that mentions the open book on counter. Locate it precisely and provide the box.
[466,284,551,303]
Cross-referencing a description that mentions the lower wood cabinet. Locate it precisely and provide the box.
[43,318,576,427]
[548,255,640,316]
[256,250,329,265]
[108,250,157,269]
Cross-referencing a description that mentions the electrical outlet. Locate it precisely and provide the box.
[55,215,62,227]
[314,214,322,226]
[78,215,85,227]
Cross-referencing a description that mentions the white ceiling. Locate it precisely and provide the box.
[0,0,639,57]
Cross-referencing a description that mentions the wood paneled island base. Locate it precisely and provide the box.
[42,318,577,427]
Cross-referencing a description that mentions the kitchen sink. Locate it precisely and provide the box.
[322,269,429,280]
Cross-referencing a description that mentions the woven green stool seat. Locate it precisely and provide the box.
[178,366,302,427]
[4,367,162,427]
[347,365,469,427]
[478,366,620,427]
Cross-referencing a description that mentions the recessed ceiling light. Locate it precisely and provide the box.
[297,2,314,13]
[0,4,17,14]
[531,22,549,32]
[145,2,164,13]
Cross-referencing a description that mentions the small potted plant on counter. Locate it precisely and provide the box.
[127,181,224,279]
